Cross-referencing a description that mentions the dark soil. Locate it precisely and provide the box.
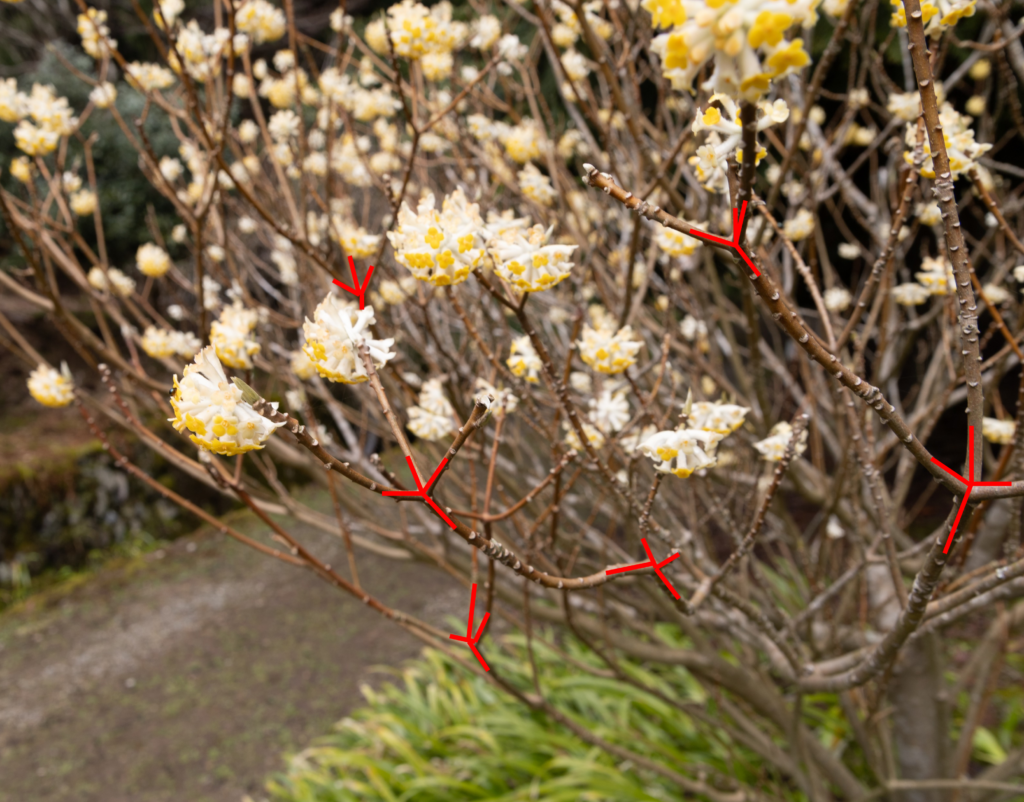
[0,497,463,802]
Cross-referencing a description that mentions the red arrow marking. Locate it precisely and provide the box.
[382,455,458,529]
[449,583,491,670]
[930,426,1012,553]
[332,255,375,309]
[605,537,681,599]
[687,201,762,277]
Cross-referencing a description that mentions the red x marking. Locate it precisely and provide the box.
[332,255,375,309]
[382,455,458,529]
[605,537,681,599]
[449,583,491,670]
[687,201,761,277]
[930,425,1012,553]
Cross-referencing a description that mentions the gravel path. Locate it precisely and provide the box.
[0,499,463,802]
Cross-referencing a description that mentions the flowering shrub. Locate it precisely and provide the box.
[2,0,1024,797]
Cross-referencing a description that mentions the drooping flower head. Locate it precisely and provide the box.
[577,312,643,374]
[488,223,577,292]
[639,428,723,477]
[141,326,202,359]
[87,266,136,297]
[407,377,456,441]
[753,421,808,461]
[648,0,820,101]
[136,242,171,277]
[302,294,396,384]
[589,386,631,434]
[687,401,749,435]
[28,362,75,408]
[387,189,485,287]
[889,0,974,34]
[210,302,261,369]
[474,378,518,416]
[903,102,990,179]
[507,334,542,382]
[170,346,285,455]
[982,417,1015,445]
[915,255,955,296]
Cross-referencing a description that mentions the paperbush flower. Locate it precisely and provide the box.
[915,255,955,296]
[87,266,135,297]
[78,8,116,59]
[289,348,317,381]
[136,243,171,278]
[904,102,990,179]
[235,0,286,44]
[141,326,201,359]
[385,0,466,60]
[502,119,544,164]
[170,346,285,455]
[302,295,396,384]
[577,320,642,374]
[589,387,630,434]
[824,287,852,312]
[648,0,818,101]
[10,156,31,183]
[518,164,557,206]
[656,225,702,257]
[784,209,815,242]
[407,378,456,441]
[489,224,577,293]
[211,302,261,369]
[507,335,542,383]
[687,402,749,435]
[474,378,518,416]
[0,79,26,122]
[387,189,485,287]
[565,420,606,451]
[889,0,974,34]
[982,417,1015,445]
[753,421,808,461]
[891,282,931,306]
[125,62,176,91]
[690,95,786,172]
[28,362,75,408]
[89,82,117,108]
[638,428,723,477]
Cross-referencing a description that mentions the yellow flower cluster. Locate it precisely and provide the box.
[28,363,75,408]
[647,0,819,101]
[302,295,396,384]
[488,223,577,293]
[577,318,643,375]
[170,347,285,456]
[903,102,990,179]
[407,378,456,441]
[507,335,542,383]
[889,0,974,33]
[210,302,261,369]
[387,189,486,287]
[235,0,286,44]
[370,0,466,74]
[141,326,201,360]
[136,243,172,278]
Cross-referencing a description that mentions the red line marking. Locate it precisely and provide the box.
[332,255,375,309]
[449,583,491,670]
[605,537,681,599]
[382,456,458,529]
[687,201,761,277]
[930,426,1012,553]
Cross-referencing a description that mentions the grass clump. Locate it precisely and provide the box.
[268,627,787,801]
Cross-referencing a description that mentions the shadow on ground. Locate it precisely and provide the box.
[0,495,463,802]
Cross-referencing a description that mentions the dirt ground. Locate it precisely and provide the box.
[0,499,464,802]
